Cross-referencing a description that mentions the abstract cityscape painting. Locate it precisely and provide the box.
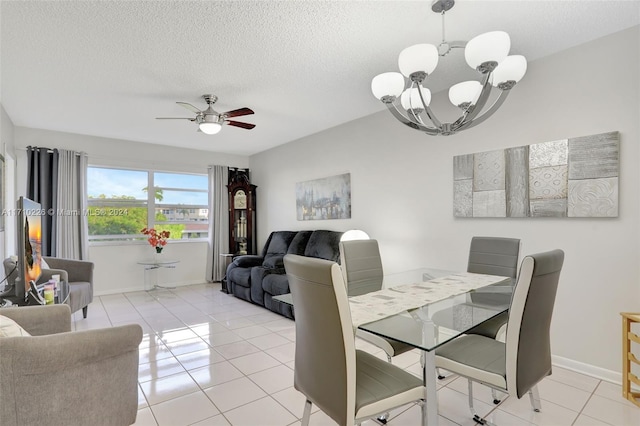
[296,173,351,220]
[454,131,619,218]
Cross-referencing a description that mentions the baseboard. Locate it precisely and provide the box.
[552,354,620,384]
[95,280,213,296]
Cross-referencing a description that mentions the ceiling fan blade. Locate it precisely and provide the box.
[226,120,256,130]
[176,102,202,113]
[156,117,196,121]
[222,107,254,118]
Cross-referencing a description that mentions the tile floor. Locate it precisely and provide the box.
[72,283,639,426]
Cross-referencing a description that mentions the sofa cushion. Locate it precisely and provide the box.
[304,230,343,262]
[262,273,291,296]
[263,231,298,268]
[287,231,313,255]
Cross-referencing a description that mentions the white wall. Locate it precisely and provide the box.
[0,105,16,263]
[12,127,250,294]
[250,26,640,377]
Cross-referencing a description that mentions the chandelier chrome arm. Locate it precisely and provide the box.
[455,87,512,131]
[384,102,442,135]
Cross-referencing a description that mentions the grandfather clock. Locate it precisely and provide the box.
[227,168,257,255]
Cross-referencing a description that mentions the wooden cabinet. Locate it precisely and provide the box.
[621,312,640,408]
[227,169,257,255]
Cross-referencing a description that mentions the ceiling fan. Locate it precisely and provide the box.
[156,94,255,134]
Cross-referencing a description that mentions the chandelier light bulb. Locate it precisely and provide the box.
[199,122,222,134]
[464,31,511,70]
[398,44,439,79]
[448,81,482,108]
[371,72,405,100]
[401,86,432,110]
[492,55,528,88]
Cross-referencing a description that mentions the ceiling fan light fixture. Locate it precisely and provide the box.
[199,122,222,135]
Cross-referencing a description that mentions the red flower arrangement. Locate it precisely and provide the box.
[141,227,170,253]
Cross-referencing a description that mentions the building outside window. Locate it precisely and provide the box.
[87,167,209,242]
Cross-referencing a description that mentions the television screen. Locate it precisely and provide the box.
[16,197,43,300]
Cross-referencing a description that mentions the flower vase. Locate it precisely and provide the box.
[155,247,163,262]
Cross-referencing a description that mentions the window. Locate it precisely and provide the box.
[87,167,209,242]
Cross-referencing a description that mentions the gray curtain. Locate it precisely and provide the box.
[205,165,229,282]
[26,146,59,257]
[55,150,89,260]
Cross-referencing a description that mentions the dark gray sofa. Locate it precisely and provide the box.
[226,230,343,319]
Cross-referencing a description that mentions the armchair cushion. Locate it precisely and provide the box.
[0,316,30,337]
[0,304,72,335]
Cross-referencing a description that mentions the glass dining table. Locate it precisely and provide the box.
[275,267,514,426]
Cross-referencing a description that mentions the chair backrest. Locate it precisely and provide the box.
[505,249,564,398]
[467,237,521,279]
[2,258,19,296]
[284,254,356,425]
[339,239,384,297]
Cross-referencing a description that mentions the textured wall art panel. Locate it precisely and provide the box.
[453,179,473,217]
[453,154,474,180]
[453,131,619,218]
[473,150,505,192]
[529,165,568,200]
[529,139,568,168]
[530,199,567,217]
[472,190,506,217]
[568,177,618,217]
[568,132,619,180]
[505,146,529,217]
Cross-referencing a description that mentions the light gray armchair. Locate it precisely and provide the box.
[3,256,94,318]
[0,304,142,426]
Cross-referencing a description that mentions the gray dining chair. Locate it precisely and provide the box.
[434,236,520,383]
[283,254,426,426]
[435,249,564,425]
[339,239,418,360]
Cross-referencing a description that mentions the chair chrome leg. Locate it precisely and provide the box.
[437,367,447,380]
[528,386,542,412]
[491,389,501,404]
[467,380,491,425]
[302,399,312,426]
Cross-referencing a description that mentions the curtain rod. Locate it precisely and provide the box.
[21,146,86,156]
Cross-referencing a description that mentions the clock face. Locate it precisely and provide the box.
[234,190,247,209]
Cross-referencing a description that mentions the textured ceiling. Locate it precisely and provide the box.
[1,1,638,156]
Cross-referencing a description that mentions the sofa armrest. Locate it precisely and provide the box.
[43,257,93,284]
[0,305,71,335]
[232,255,264,268]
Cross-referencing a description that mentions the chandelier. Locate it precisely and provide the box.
[371,0,527,136]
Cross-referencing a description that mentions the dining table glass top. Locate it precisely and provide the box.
[355,267,513,352]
